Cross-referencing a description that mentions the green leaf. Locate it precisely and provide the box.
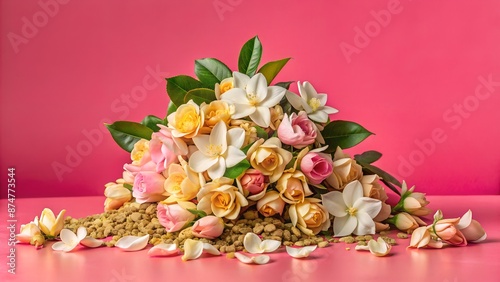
[238,36,262,76]
[254,126,268,139]
[184,88,216,105]
[187,209,207,218]
[241,143,253,155]
[354,150,382,164]
[274,81,294,90]
[141,115,164,132]
[194,58,232,89]
[223,159,251,179]
[166,75,204,107]
[123,183,133,191]
[323,120,373,152]
[257,58,291,85]
[105,121,154,152]
[358,162,401,195]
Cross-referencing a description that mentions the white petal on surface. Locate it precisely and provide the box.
[342,181,363,207]
[234,253,270,265]
[233,71,250,89]
[225,146,247,168]
[354,198,382,218]
[80,237,104,248]
[115,234,149,251]
[148,243,178,257]
[182,239,203,261]
[286,245,317,258]
[192,135,211,155]
[457,210,472,229]
[249,107,271,128]
[289,205,298,227]
[355,245,370,251]
[76,226,87,241]
[247,73,268,102]
[260,86,286,107]
[244,233,264,254]
[202,243,221,256]
[333,215,357,237]
[207,157,226,180]
[353,212,375,235]
[368,238,391,256]
[321,191,347,217]
[227,127,246,149]
[60,228,78,245]
[285,91,305,110]
[210,121,228,153]
[260,239,281,253]
[52,241,77,252]
[189,151,218,173]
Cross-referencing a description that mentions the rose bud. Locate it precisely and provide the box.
[191,216,225,239]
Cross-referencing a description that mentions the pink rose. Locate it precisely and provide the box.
[132,171,167,203]
[300,152,333,185]
[191,216,225,239]
[239,169,267,196]
[277,111,317,149]
[157,202,196,233]
[124,161,156,176]
[149,128,181,173]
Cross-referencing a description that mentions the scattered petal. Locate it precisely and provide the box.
[115,234,149,251]
[234,253,270,265]
[367,238,391,257]
[286,245,317,258]
[260,239,281,253]
[52,241,77,252]
[202,243,221,256]
[182,239,203,261]
[243,233,281,254]
[80,237,104,248]
[148,243,178,257]
[354,245,370,251]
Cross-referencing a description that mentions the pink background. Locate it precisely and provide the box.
[1,0,499,198]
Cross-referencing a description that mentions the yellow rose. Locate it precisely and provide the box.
[215,77,234,99]
[104,179,132,211]
[247,137,293,183]
[163,158,204,203]
[196,178,248,220]
[167,99,204,139]
[202,100,234,128]
[288,198,331,236]
[276,171,313,204]
[130,139,150,166]
[269,104,284,131]
[326,147,363,190]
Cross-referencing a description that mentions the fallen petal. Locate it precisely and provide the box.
[234,253,270,265]
[52,241,78,252]
[202,243,221,256]
[115,234,149,251]
[182,239,203,261]
[148,243,178,257]
[286,245,317,258]
[367,238,391,257]
[80,237,104,248]
[76,226,87,241]
[260,239,281,253]
[354,245,370,251]
[244,233,264,254]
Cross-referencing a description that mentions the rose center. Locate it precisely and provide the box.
[212,192,231,210]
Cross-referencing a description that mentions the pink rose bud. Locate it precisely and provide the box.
[433,218,467,246]
[277,111,317,149]
[191,216,225,239]
[132,171,167,203]
[157,202,196,233]
[240,169,266,196]
[300,152,333,185]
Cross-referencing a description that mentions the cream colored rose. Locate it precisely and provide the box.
[215,77,234,99]
[361,175,391,222]
[104,179,132,211]
[326,147,363,190]
[196,178,248,220]
[288,198,330,236]
[202,100,235,128]
[163,157,204,204]
[276,171,313,204]
[247,138,293,183]
[167,99,204,139]
[256,191,286,217]
[131,139,150,166]
[269,104,284,131]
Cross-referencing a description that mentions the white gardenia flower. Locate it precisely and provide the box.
[189,121,246,179]
[221,72,286,127]
[321,180,382,237]
[286,81,338,123]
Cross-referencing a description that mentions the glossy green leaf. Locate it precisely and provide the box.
[223,159,250,179]
[254,126,268,139]
[194,58,232,89]
[354,150,382,164]
[166,75,204,107]
[238,36,262,76]
[187,209,207,218]
[184,88,216,105]
[274,81,294,90]
[358,162,402,195]
[141,115,164,132]
[257,58,291,85]
[323,120,373,151]
[105,121,154,152]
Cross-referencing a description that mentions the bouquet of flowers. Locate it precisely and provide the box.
[16,37,486,260]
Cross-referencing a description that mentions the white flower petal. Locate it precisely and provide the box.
[286,245,317,258]
[333,215,357,237]
[457,210,472,229]
[225,146,247,168]
[301,81,318,100]
[354,245,370,251]
[260,239,281,253]
[354,198,382,218]
[52,241,78,252]
[202,243,221,256]
[367,238,391,256]
[410,227,431,248]
[343,181,363,207]
[76,226,87,241]
[231,102,256,119]
[115,234,149,251]
[249,107,270,128]
[182,239,204,261]
[221,88,249,104]
[243,233,264,254]
[148,243,178,257]
[247,73,268,102]
[207,157,225,179]
[60,229,78,245]
[289,205,298,227]
[233,72,251,89]
[210,122,228,153]
[285,91,306,110]
[227,128,245,149]
[322,105,339,114]
[189,151,218,173]
[80,237,104,248]
[321,191,348,217]
[308,111,329,123]
[192,135,211,155]
[260,86,286,107]
[353,212,375,235]
[234,253,270,265]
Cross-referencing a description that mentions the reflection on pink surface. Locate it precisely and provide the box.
[1,195,499,281]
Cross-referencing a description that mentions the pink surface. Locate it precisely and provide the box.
[1,195,499,281]
[1,0,500,197]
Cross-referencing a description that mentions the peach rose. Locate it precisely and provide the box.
[256,191,286,217]
[433,218,467,246]
[276,171,313,204]
[191,216,225,239]
[326,147,363,190]
[246,137,293,183]
[237,169,268,200]
[104,180,132,211]
[288,198,330,236]
[202,100,234,128]
[157,201,196,233]
[196,179,248,220]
